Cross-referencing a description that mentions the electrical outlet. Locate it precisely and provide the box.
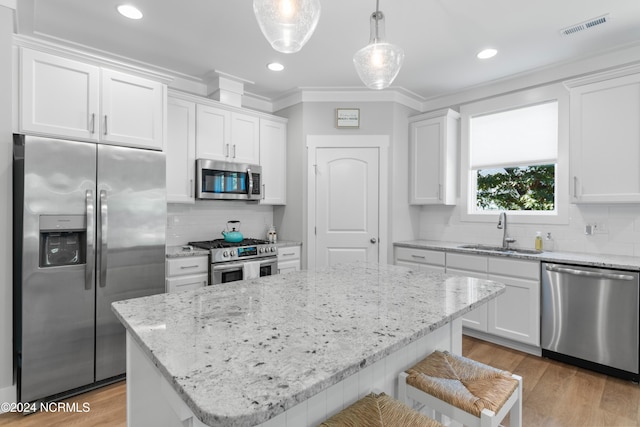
[593,221,608,234]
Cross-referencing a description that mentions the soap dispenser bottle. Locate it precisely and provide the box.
[535,231,543,251]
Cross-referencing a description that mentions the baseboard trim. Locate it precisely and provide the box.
[463,328,542,357]
[0,384,17,413]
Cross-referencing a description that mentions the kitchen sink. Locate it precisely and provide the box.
[458,244,543,255]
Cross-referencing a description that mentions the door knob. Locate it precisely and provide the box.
[370,238,377,244]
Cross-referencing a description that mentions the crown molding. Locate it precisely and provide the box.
[272,87,424,112]
[13,34,175,84]
[0,0,16,9]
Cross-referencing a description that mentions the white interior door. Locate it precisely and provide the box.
[314,147,379,268]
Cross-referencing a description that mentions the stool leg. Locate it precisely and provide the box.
[510,374,523,427]
[398,372,408,405]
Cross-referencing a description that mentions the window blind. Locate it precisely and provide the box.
[470,101,558,169]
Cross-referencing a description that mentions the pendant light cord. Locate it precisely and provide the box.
[374,0,380,42]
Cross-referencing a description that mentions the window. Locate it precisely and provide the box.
[471,102,558,212]
[460,85,568,224]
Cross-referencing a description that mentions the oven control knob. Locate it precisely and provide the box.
[270,247,276,253]
[230,251,236,257]
[223,251,229,258]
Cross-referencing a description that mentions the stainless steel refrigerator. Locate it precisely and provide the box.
[13,134,166,403]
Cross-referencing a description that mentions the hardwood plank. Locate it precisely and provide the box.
[0,381,125,426]
[1,336,639,426]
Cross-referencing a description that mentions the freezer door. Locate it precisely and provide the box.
[17,136,96,402]
[95,144,166,381]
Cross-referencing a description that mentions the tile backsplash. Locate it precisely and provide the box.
[419,203,640,257]
[167,202,274,246]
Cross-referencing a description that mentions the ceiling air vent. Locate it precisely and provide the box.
[560,14,610,36]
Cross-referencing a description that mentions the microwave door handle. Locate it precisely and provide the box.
[97,190,108,288]
[247,167,254,198]
[85,190,95,290]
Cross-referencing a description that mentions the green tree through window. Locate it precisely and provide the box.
[476,164,555,210]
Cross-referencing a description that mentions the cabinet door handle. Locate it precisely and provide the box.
[262,184,266,200]
[281,252,296,257]
[104,115,108,136]
[190,179,194,198]
[180,265,200,269]
[90,113,95,134]
[225,143,230,157]
[233,144,237,158]
[438,184,443,201]
[573,176,578,199]
[411,254,426,259]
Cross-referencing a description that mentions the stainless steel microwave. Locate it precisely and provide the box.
[196,159,262,201]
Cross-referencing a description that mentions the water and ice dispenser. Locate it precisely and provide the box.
[39,215,86,268]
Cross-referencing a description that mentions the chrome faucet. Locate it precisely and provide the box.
[497,212,516,249]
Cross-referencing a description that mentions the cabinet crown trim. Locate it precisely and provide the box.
[14,34,173,84]
[564,62,640,88]
[409,108,460,123]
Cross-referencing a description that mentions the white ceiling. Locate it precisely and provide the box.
[15,0,640,102]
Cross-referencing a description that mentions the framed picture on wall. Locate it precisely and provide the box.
[336,108,360,128]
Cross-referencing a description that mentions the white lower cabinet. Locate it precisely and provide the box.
[394,246,541,349]
[446,253,489,332]
[393,246,445,273]
[278,246,301,274]
[487,257,540,346]
[165,256,208,293]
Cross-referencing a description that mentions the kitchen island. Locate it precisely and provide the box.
[112,262,505,427]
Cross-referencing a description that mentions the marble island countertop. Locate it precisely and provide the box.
[112,262,505,426]
[395,239,640,271]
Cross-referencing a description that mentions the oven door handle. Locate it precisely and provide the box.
[212,262,246,272]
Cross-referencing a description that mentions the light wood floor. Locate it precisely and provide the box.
[1,337,639,426]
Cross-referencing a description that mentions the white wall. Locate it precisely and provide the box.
[0,3,15,406]
[167,202,274,247]
[420,203,640,256]
[275,101,420,267]
[417,54,640,257]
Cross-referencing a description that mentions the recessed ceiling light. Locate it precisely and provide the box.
[117,5,143,20]
[267,62,285,72]
[477,48,498,59]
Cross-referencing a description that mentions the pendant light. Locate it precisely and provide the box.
[253,0,321,54]
[353,0,404,90]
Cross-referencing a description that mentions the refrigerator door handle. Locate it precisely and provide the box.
[97,190,108,288]
[85,190,95,290]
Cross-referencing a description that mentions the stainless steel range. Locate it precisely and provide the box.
[189,238,278,285]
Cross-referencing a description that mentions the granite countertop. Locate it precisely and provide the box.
[112,262,505,427]
[166,245,210,258]
[276,240,302,248]
[166,242,301,259]
[394,239,640,271]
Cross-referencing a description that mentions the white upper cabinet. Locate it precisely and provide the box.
[567,69,640,203]
[409,108,459,205]
[195,104,229,161]
[195,105,259,165]
[20,49,100,141]
[20,48,165,150]
[100,69,164,150]
[231,113,260,164]
[259,118,286,205]
[166,97,196,203]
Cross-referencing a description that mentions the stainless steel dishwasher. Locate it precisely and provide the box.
[541,262,639,382]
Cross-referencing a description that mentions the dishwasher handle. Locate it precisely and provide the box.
[545,264,636,281]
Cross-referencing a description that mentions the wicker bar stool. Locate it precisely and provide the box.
[319,392,444,427]
[398,351,522,427]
